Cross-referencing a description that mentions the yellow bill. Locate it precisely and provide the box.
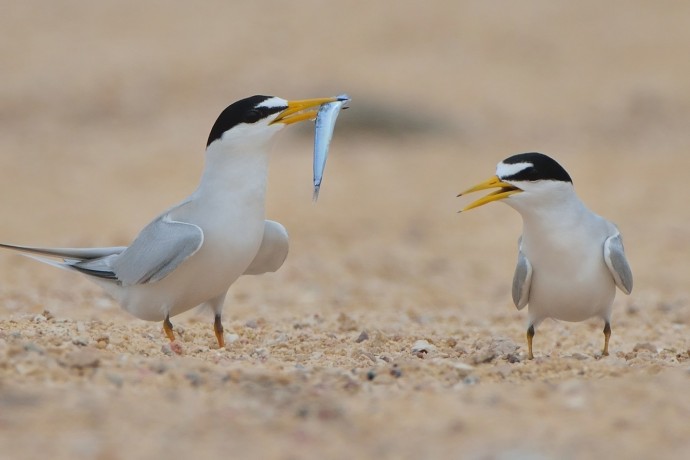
[457,176,522,212]
[271,97,339,125]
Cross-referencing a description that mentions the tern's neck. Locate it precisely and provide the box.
[510,189,589,233]
[195,140,271,206]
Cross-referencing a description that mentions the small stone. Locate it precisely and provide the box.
[633,342,657,353]
[451,362,475,378]
[72,337,89,347]
[355,330,369,343]
[251,347,269,359]
[337,313,358,332]
[366,369,376,381]
[569,352,590,360]
[42,310,55,321]
[390,365,402,378]
[32,314,46,323]
[463,375,480,385]
[506,353,521,363]
[245,319,259,329]
[170,341,184,355]
[105,373,124,388]
[63,350,100,369]
[185,372,203,387]
[161,342,184,356]
[149,361,168,374]
[411,339,436,355]
[471,350,496,364]
[23,342,44,354]
[224,333,240,344]
[96,340,108,350]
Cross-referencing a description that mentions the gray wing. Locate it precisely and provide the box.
[604,232,633,295]
[512,236,532,310]
[107,214,204,285]
[243,220,289,275]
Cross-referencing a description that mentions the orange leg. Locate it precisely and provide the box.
[602,321,611,356]
[527,324,535,360]
[163,314,175,342]
[214,314,225,348]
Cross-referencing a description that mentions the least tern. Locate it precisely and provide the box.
[0,95,344,348]
[458,152,633,359]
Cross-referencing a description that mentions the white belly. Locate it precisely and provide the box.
[523,228,616,324]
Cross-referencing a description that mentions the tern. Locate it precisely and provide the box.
[458,152,633,359]
[0,95,341,348]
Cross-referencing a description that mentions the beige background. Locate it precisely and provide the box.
[1,1,689,459]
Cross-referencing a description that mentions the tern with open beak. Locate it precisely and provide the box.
[458,152,633,359]
[0,95,347,348]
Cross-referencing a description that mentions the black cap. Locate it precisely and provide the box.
[499,152,573,184]
[206,95,287,146]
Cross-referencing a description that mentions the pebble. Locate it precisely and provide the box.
[451,362,475,378]
[411,339,436,355]
[72,336,89,346]
[185,372,203,387]
[105,373,124,388]
[390,365,402,378]
[568,352,590,360]
[23,342,44,354]
[32,314,47,323]
[463,375,480,385]
[161,342,184,356]
[471,350,496,364]
[506,353,521,363]
[355,330,369,343]
[63,350,100,369]
[224,332,240,344]
[633,342,658,353]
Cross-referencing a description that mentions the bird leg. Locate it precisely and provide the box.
[214,314,225,348]
[526,324,535,360]
[163,314,175,342]
[602,321,611,356]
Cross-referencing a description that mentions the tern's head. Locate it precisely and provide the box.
[206,95,340,149]
[458,152,574,213]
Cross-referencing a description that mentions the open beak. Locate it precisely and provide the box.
[271,97,339,125]
[457,176,522,212]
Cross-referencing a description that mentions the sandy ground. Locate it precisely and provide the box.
[1,1,690,459]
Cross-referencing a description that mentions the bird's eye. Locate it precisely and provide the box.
[244,109,263,124]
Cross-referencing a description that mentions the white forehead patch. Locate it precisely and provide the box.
[257,97,288,109]
[496,161,532,179]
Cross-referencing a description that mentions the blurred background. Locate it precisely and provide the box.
[1,0,688,312]
[2,2,690,459]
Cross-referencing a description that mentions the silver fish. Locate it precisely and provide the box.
[313,93,350,200]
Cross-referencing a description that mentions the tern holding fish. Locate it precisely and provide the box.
[458,153,632,359]
[0,94,350,348]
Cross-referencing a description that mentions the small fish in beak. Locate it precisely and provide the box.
[313,94,350,200]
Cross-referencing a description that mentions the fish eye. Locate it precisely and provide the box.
[244,109,263,124]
